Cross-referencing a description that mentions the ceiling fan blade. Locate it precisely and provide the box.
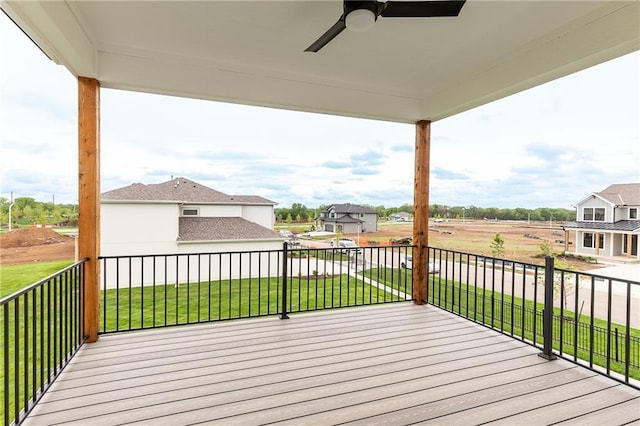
[305,17,347,52]
[380,1,466,18]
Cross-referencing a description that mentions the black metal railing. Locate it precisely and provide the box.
[424,247,639,388]
[5,244,637,425]
[1,259,87,426]
[98,243,414,334]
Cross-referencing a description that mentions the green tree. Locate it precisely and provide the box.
[538,240,554,257]
[537,257,574,309]
[490,233,505,257]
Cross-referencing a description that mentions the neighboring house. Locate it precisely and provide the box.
[101,177,282,256]
[390,212,412,222]
[563,183,640,260]
[318,203,378,234]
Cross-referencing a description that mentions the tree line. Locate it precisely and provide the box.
[0,197,78,228]
[0,197,576,228]
[275,203,575,223]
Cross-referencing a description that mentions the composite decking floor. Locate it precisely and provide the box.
[24,303,640,425]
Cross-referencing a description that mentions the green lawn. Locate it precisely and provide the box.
[0,261,74,298]
[100,274,407,332]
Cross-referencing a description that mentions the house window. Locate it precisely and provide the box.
[630,208,638,219]
[583,232,604,249]
[181,208,199,216]
[594,208,605,221]
[583,207,605,221]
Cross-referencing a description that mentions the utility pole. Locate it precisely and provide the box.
[8,192,15,231]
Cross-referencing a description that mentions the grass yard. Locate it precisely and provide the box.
[0,260,74,298]
[100,273,408,332]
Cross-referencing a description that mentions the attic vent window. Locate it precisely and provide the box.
[182,208,199,216]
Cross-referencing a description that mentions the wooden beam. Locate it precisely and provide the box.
[413,120,430,304]
[626,233,633,258]
[78,77,100,343]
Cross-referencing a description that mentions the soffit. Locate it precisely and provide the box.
[2,0,638,123]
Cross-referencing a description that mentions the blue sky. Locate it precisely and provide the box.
[0,13,638,210]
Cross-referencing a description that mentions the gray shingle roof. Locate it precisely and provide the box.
[563,220,640,232]
[595,183,640,206]
[326,203,377,214]
[102,177,275,205]
[178,217,281,241]
[323,214,362,224]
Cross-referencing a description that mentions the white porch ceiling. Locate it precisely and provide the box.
[2,0,638,123]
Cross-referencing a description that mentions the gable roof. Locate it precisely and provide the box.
[327,203,378,215]
[596,183,640,206]
[178,217,281,242]
[102,177,276,205]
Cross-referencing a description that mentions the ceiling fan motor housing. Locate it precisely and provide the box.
[345,1,380,32]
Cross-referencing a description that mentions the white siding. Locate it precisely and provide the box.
[241,205,275,229]
[618,206,640,221]
[101,200,280,287]
[101,240,283,288]
[578,197,613,222]
[196,204,243,217]
[360,213,377,232]
[101,203,179,256]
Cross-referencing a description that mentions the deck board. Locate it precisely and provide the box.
[23,303,639,425]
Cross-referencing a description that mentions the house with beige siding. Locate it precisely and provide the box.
[563,183,640,261]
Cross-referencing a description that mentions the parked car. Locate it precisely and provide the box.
[279,230,293,238]
[400,256,440,274]
[330,238,363,255]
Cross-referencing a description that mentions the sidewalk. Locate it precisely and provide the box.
[587,263,640,282]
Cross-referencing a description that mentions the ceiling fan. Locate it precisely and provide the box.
[305,0,466,52]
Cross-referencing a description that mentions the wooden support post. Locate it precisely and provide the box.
[595,232,600,256]
[78,77,100,342]
[413,120,430,305]
[626,233,633,258]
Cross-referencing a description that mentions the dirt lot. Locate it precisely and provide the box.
[0,221,597,271]
[0,228,76,266]
[346,220,601,272]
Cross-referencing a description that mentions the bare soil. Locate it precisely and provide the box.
[346,220,602,272]
[1,221,599,271]
[0,228,75,266]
